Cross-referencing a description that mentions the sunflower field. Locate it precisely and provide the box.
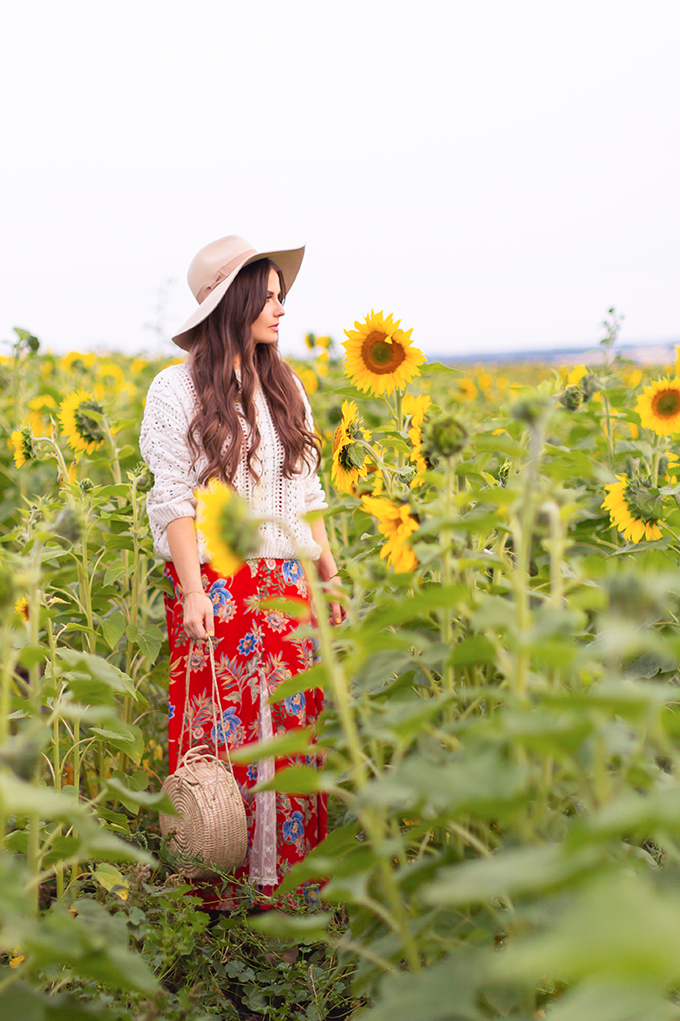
[5,312,680,1020]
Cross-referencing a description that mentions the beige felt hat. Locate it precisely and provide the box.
[172,234,305,350]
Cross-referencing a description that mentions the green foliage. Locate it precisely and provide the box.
[5,334,680,1019]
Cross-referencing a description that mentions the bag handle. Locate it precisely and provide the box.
[177,636,236,779]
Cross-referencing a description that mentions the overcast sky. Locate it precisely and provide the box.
[1,0,678,361]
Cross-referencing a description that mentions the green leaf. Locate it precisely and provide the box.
[473,432,524,457]
[364,585,468,630]
[18,645,47,669]
[231,727,317,763]
[134,622,165,663]
[422,844,603,908]
[544,980,676,1021]
[103,777,174,813]
[498,871,680,987]
[53,649,135,704]
[359,950,484,1021]
[93,863,130,901]
[0,774,89,823]
[269,664,328,705]
[449,635,496,666]
[91,721,144,765]
[101,610,126,650]
[105,535,135,552]
[253,766,334,794]
[246,910,332,940]
[41,836,82,869]
[0,984,105,1021]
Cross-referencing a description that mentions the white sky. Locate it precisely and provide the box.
[1,0,679,360]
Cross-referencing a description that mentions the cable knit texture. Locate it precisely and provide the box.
[139,362,327,563]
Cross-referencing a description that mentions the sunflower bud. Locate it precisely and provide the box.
[127,461,154,493]
[559,384,584,411]
[498,459,511,487]
[421,415,468,462]
[510,395,552,427]
[581,374,600,401]
[80,478,95,493]
[51,505,83,546]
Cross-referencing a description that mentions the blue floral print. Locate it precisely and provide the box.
[237,631,258,656]
[209,579,237,623]
[281,561,304,587]
[284,692,305,719]
[211,707,245,748]
[282,810,305,848]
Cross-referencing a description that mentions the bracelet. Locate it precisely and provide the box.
[184,589,205,596]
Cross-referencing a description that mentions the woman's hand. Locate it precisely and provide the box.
[183,591,215,641]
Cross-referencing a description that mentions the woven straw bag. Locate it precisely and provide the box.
[159,639,248,878]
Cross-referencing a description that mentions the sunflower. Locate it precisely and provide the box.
[61,351,95,373]
[331,400,370,494]
[27,394,57,437]
[59,390,106,454]
[362,496,419,573]
[567,365,587,386]
[9,427,35,468]
[343,310,425,395]
[299,368,319,395]
[403,393,431,484]
[454,378,477,401]
[196,480,260,577]
[14,597,29,622]
[602,475,664,543]
[636,378,680,436]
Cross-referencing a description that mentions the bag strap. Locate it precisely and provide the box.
[177,636,236,778]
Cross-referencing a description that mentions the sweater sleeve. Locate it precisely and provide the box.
[296,376,328,513]
[139,375,200,544]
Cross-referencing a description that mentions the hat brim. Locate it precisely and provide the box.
[171,245,305,350]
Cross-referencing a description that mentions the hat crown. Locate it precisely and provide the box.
[187,235,256,302]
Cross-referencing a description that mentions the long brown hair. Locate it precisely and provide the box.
[186,258,320,486]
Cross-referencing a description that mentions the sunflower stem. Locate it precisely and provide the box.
[652,444,660,489]
[102,417,123,488]
[36,433,71,485]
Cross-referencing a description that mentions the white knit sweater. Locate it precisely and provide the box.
[139,363,327,564]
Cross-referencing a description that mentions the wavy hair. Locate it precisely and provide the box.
[186,258,320,487]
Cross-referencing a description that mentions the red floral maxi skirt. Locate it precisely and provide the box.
[163,558,327,910]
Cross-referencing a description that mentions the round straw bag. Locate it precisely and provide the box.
[159,639,248,878]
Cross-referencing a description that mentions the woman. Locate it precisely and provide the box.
[140,234,341,910]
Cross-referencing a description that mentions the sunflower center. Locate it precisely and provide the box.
[651,389,680,419]
[362,332,405,375]
[625,478,664,524]
[74,403,105,443]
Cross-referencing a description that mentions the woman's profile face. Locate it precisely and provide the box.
[250,267,285,346]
